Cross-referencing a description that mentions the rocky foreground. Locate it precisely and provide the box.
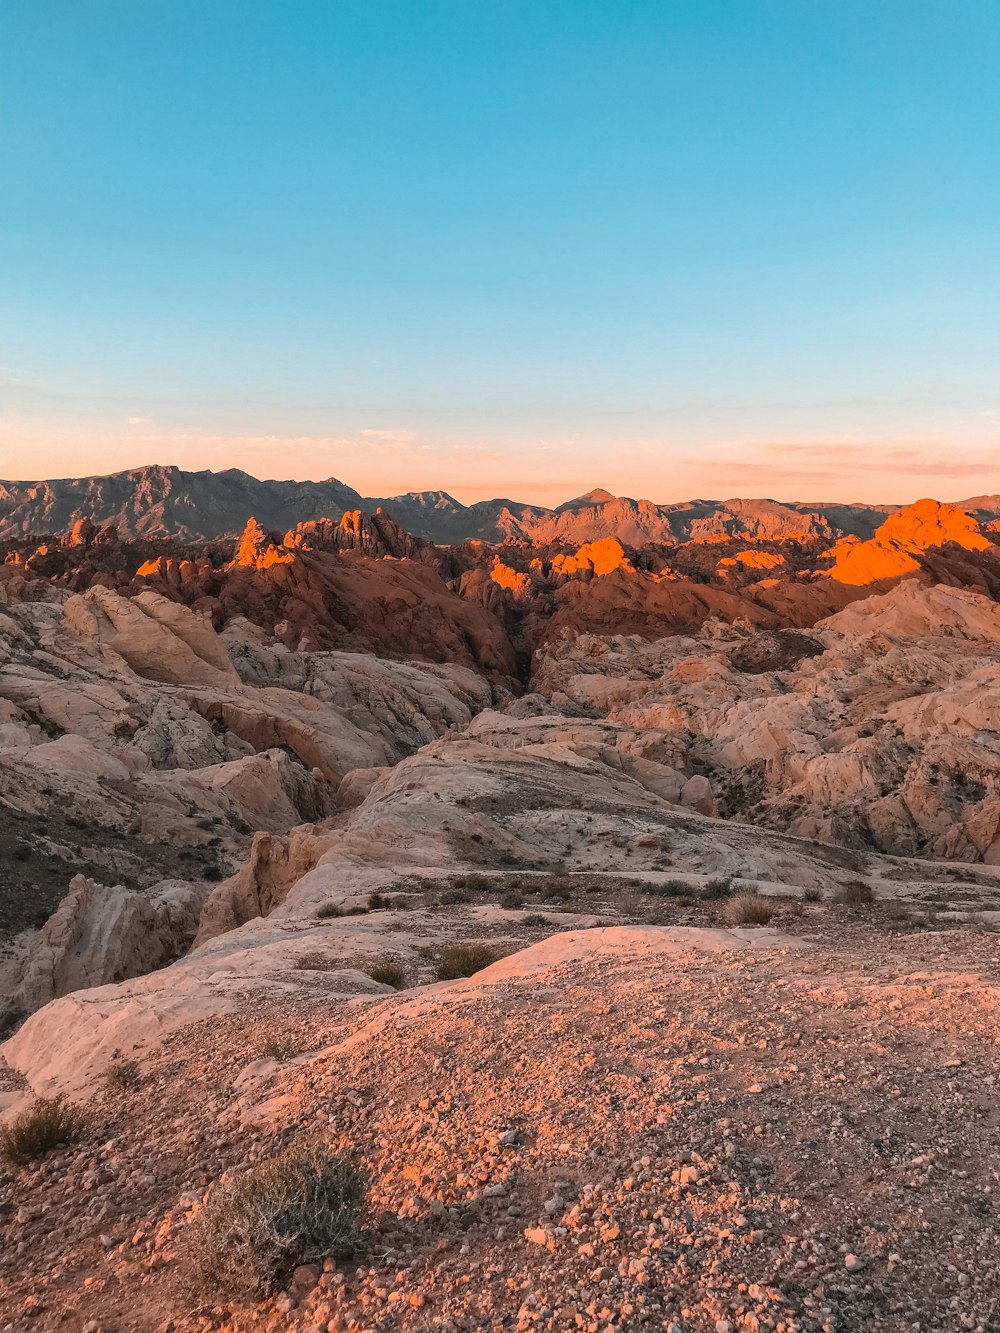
[2,496,1000,1329]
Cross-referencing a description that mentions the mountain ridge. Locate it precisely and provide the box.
[1,462,994,545]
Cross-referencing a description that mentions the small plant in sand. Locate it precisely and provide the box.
[723,892,774,927]
[189,1144,366,1299]
[0,1096,88,1167]
[436,942,496,980]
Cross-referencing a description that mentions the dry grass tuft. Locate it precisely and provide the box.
[187,1144,365,1300]
[723,892,775,927]
[106,1059,141,1090]
[436,943,497,980]
[835,881,875,907]
[367,961,406,989]
[0,1096,88,1167]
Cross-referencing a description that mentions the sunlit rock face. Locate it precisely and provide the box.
[551,537,632,577]
[828,498,992,585]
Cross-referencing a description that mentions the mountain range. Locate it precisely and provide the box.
[5,462,984,545]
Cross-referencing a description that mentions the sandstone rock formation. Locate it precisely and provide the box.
[0,577,496,940]
[532,580,1000,860]
[16,874,207,1012]
[828,498,993,585]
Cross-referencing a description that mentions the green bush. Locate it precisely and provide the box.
[436,943,496,980]
[189,1145,366,1300]
[0,1096,88,1166]
[259,1037,302,1061]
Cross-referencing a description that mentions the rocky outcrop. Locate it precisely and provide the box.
[64,585,239,685]
[194,825,329,945]
[16,874,207,1012]
[550,537,632,578]
[828,498,993,585]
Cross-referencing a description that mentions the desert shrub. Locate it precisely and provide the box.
[106,1059,141,1090]
[645,878,689,898]
[835,881,875,907]
[436,943,497,980]
[367,962,406,989]
[0,1096,88,1166]
[723,893,774,927]
[501,891,524,910]
[802,886,823,903]
[439,889,471,905]
[701,875,734,900]
[260,1037,301,1061]
[316,902,368,920]
[880,901,912,922]
[189,1145,365,1300]
[543,878,573,903]
[522,913,550,927]
[367,892,392,910]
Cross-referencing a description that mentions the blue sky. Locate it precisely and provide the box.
[1,0,998,503]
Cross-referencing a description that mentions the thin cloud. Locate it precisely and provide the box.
[0,365,39,388]
[690,440,1000,480]
[360,428,421,444]
[127,416,153,426]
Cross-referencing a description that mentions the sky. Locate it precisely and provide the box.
[0,0,998,507]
